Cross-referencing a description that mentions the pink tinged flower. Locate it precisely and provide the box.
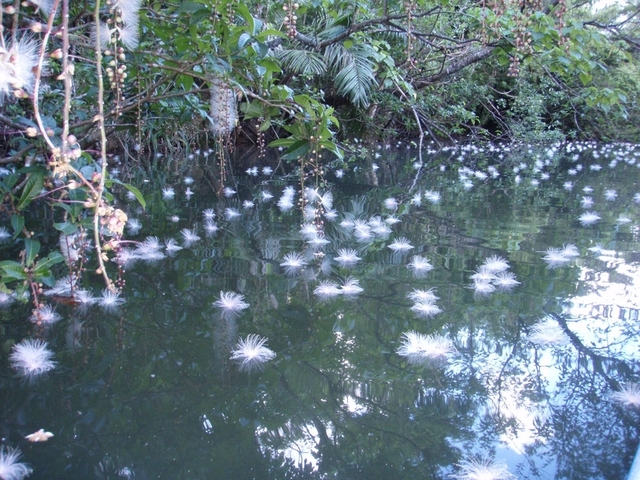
[230,334,276,372]
[396,331,456,364]
[29,304,61,325]
[213,291,249,319]
[10,339,56,378]
[0,446,32,480]
[610,383,640,408]
[451,456,515,480]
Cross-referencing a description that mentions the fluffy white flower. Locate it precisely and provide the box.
[407,255,433,278]
[450,456,515,480]
[334,249,361,268]
[313,280,342,301]
[29,305,61,325]
[230,334,276,372]
[610,383,640,408]
[10,339,56,378]
[578,211,600,226]
[280,252,307,277]
[0,446,32,480]
[213,291,249,319]
[396,331,456,364]
[481,255,509,273]
[387,237,413,252]
[410,302,442,318]
[180,228,200,248]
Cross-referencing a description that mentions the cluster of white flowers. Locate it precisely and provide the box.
[469,255,520,297]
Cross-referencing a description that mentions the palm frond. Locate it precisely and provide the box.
[325,44,377,107]
[276,49,327,76]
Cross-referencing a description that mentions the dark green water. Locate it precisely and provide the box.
[1,143,639,479]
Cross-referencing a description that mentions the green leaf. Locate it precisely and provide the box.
[11,214,24,238]
[54,222,79,235]
[579,72,592,86]
[188,8,211,25]
[112,180,146,209]
[33,251,65,276]
[268,138,296,148]
[280,139,310,161]
[0,261,28,282]
[16,170,45,211]
[24,239,40,267]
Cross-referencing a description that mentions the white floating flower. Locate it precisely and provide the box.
[334,249,361,268]
[213,291,249,319]
[180,228,200,248]
[451,456,515,480]
[10,339,56,379]
[383,197,398,210]
[29,305,60,325]
[280,252,307,277]
[579,211,600,226]
[224,208,241,220]
[0,446,32,480]
[387,237,413,252]
[340,276,363,297]
[493,272,520,292]
[396,331,456,364]
[98,289,126,311]
[410,302,442,318]
[161,186,175,200]
[230,334,276,372]
[542,247,573,269]
[610,383,640,409]
[407,255,433,278]
[481,255,509,273]
[528,319,569,346]
[407,288,439,303]
[313,280,342,301]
